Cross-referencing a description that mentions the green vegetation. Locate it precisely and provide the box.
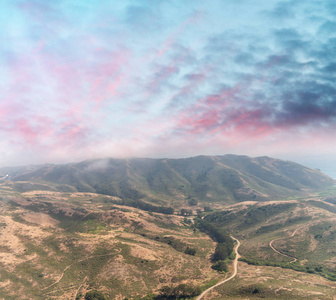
[202,200,336,283]
[184,246,196,256]
[223,283,284,298]
[196,219,234,264]
[6,155,335,206]
[188,198,198,206]
[157,284,201,299]
[238,257,336,280]
[204,206,212,212]
[148,235,187,253]
[13,182,56,192]
[196,219,233,244]
[84,290,107,300]
[199,278,218,291]
[318,185,336,198]
[255,216,312,235]
[211,260,228,272]
[122,198,175,215]
[309,221,334,240]
[139,284,203,300]
[205,202,297,230]
[213,243,233,261]
[307,200,336,214]
[180,208,192,216]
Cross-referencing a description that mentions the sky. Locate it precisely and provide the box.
[1,0,336,176]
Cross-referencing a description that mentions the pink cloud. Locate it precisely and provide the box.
[84,49,131,108]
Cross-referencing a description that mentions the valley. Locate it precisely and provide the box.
[1,155,336,299]
[196,236,241,300]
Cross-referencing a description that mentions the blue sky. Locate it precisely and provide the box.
[1,0,336,176]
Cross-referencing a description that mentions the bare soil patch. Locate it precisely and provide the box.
[129,244,159,261]
[21,212,59,227]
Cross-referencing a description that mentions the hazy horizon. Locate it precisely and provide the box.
[1,153,336,180]
[1,1,335,173]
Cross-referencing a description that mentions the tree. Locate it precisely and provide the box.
[213,243,232,261]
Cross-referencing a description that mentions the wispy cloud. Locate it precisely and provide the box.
[1,0,336,166]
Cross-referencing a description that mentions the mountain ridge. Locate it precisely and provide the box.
[1,154,334,206]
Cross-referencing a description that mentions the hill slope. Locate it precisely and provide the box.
[2,155,334,206]
[202,198,336,281]
[1,183,336,299]
[1,156,336,299]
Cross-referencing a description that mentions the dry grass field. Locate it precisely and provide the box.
[1,180,336,299]
[205,261,336,299]
[0,185,225,299]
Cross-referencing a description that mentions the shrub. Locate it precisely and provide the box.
[211,260,228,272]
[204,206,212,212]
[158,284,201,299]
[184,247,196,256]
[84,290,107,300]
[188,199,198,206]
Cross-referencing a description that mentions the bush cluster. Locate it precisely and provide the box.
[84,290,107,300]
[211,260,228,272]
[196,219,234,262]
[239,257,336,280]
[157,284,201,299]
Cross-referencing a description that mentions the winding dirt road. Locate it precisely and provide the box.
[196,236,240,300]
[269,225,308,263]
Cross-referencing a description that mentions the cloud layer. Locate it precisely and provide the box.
[1,0,336,166]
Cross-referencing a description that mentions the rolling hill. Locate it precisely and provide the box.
[199,198,336,295]
[1,155,334,208]
[1,155,336,299]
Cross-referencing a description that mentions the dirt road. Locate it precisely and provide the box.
[269,225,307,263]
[196,236,240,300]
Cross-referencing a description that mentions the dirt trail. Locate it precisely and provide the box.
[73,276,88,300]
[269,225,307,263]
[196,236,240,300]
[42,253,115,292]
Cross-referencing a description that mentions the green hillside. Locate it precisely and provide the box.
[2,155,334,208]
[203,199,336,281]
